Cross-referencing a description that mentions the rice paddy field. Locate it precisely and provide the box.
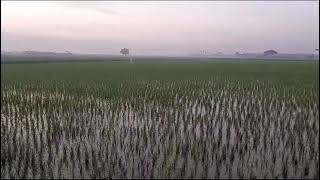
[1,60,319,179]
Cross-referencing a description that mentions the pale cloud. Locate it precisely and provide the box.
[54,1,127,16]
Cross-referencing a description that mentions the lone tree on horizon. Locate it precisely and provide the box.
[263,49,278,56]
[120,48,133,63]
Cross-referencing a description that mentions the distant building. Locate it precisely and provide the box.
[235,52,240,55]
[263,50,278,56]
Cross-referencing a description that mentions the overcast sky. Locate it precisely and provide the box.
[1,1,319,55]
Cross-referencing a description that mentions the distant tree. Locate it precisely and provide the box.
[263,50,278,56]
[120,48,129,56]
[120,48,133,63]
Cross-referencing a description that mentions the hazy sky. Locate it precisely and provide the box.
[1,1,319,55]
